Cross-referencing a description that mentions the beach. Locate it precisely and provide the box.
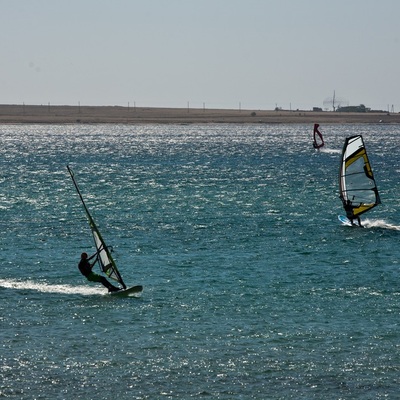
[0,104,398,124]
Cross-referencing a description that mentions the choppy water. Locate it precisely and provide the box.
[1,123,400,399]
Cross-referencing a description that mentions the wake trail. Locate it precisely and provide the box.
[0,278,105,296]
[320,147,341,154]
[363,219,400,231]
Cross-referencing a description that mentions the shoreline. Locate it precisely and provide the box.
[0,104,398,124]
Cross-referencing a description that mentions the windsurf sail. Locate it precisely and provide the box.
[67,165,127,289]
[313,123,324,149]
[339,135,381,219]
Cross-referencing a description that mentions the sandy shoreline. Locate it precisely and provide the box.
[0,104,398,124]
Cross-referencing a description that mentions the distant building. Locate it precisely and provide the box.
[337,104,370,113]
[313,107,323,112]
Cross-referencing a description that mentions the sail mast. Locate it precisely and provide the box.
[67,165,95,226]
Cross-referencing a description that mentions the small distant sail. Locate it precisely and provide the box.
[67,166,127,289]
[313,124,325,149]
[339,135,381,218]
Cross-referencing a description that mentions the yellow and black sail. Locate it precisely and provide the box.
[339,135,381,218]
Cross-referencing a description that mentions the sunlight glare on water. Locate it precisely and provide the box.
[1,123,400,399]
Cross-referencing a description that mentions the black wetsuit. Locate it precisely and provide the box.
[78,257,120,292]
[343,200,362,226]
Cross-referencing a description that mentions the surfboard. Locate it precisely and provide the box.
[338,215,352,226]
[338,215,363,227]
[109,285,143,297]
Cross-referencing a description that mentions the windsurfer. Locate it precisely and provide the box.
[313,123,324,149]
[343,199,362,227]
[78,252,120,292]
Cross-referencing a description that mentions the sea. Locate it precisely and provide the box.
[1,123,399,399]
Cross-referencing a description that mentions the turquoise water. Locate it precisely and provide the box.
[1,123,399,399]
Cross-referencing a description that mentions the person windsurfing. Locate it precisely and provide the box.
[78,252,121,292]
[343,199,362,227]
[313,123,324,149]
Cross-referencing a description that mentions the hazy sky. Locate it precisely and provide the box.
[2,0,400,110]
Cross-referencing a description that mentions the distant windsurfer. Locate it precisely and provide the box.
[313,123,324,149]
[343,199,362,227]
[78,252,120,292]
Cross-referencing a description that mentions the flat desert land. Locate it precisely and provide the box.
[0,104,399,124]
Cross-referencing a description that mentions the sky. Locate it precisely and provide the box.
[1,0,400,111]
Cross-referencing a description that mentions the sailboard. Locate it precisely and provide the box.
[338,214,357,227]
[109,285,143,297]
[67,165,143,295]
[312,123,325,149]
[338,135,380,225]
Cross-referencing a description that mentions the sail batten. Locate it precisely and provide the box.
[67,166,126,289]
[339,135,380,219]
